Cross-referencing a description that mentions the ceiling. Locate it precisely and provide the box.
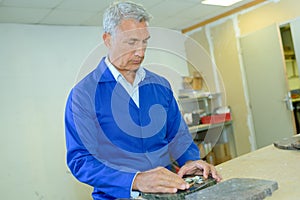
[0,0,255,31]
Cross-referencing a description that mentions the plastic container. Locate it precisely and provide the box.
[201,113,231,124]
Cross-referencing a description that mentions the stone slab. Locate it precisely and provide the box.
[273,134,300,150]
[185,178,278,200]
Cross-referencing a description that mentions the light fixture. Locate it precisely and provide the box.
[201,0,243,6]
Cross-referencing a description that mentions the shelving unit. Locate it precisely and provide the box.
[178,93,236,165]
[177,93,220,116]
[281,24,300,88]
[178,96,210,115]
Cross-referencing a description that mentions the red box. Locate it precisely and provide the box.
[201,113,231,124]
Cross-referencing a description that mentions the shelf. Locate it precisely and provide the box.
[292,98,300,103]
[285,59,299,79]
[284,51,295,59]
[178,96,209,103]
[188,120,232,134]
[178,93,220,101]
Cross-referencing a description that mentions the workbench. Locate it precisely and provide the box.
[216,145,300,199]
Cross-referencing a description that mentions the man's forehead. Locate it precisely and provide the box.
[117,19,149,32]
[116,27,150,40]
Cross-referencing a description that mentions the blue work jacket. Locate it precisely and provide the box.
[65,57,200,199]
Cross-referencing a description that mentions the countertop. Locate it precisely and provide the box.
[216,145,300,199]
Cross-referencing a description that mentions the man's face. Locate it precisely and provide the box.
[104,19,150,72]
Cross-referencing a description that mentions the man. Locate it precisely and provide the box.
[65,1,221,199]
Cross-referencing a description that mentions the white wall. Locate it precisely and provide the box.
[0,23,101,200]
[0,23,189,199]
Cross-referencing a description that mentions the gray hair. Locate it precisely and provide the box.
[103,1,152,34]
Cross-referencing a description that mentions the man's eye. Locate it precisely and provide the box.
[127,40,137,45]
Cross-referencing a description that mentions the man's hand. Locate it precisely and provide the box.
[177,160,222,182]
[132,166,190,193]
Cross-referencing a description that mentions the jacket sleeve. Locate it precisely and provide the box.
[65,90,136,199]
[165,90,200,166]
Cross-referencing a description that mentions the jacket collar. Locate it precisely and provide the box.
[95,57,116,83]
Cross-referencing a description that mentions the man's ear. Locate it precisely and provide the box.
[103,33,111,47]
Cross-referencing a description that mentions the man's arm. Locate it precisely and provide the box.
[65,90,136,198]
[165,91,200,165]
[165,88,222,182]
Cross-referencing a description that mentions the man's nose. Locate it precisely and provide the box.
[134,46,146,57]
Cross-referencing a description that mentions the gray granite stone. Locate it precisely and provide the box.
[185,178,278,200]
[273,134,300,150]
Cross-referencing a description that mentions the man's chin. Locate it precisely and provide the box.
[130,63,142,70]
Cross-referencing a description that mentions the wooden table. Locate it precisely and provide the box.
[216,145,300,199]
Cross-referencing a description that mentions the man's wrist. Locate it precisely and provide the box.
[130,172,140,192]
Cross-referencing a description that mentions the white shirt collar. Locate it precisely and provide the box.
[104,56,146,84]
